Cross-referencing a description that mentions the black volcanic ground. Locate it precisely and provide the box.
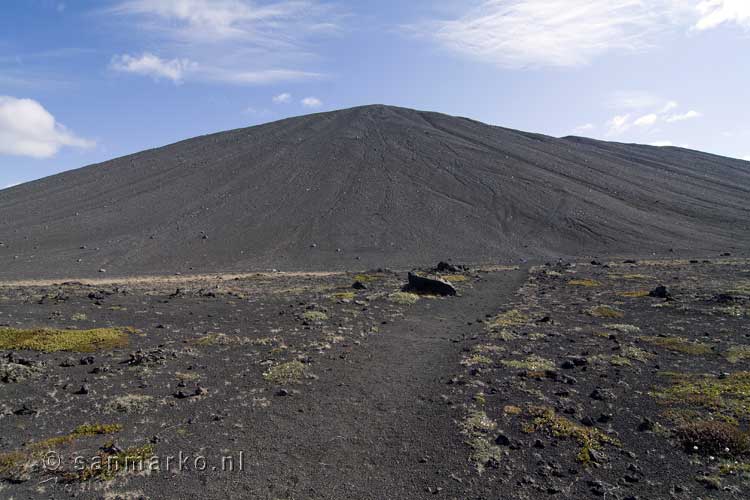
[1,104,749,279]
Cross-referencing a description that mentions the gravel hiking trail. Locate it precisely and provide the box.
[203,267,530,500]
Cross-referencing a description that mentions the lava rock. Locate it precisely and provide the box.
[405,273,457,296]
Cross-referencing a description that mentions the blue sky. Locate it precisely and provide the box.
[1,0,749,188]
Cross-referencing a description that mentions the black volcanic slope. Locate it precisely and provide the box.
[1,105,749,279]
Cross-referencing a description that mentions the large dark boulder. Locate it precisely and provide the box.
[405,273,457,296]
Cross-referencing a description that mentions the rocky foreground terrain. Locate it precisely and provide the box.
[1,257,749,499]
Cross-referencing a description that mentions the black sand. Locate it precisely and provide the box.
[1,105,748,279]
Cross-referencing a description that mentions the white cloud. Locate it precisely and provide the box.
[634,113,659,127]
[301,96,322,108]
[606,114,632,136]
[664,110,703,122]
[272,92,292,104]
[109,0,340,85]
[743,155,750,161]
[695,0,750,30]
[0,96,94,159]
[415,1,699,68]
[110,53,196,83]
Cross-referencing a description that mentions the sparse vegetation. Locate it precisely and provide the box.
[302,310,328,322]
[605,323,641,334]
[462,354,492,366]
[568,279,600,287]
[674,421,749,456]
[641,336,712,355]
[0,424,123,480]
[587,305,625,319]
[522,406,620,464]
[652,371,750,421]
[501,355,554,371]
[461,410,501,473]
[441,275,468,283]
[75,444,156,482]
[726,345,750,364]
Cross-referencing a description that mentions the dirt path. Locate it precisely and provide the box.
[236,267,530,499]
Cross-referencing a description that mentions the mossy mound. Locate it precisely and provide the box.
[0,327,134,352]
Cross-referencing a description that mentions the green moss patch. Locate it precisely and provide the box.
[501,355,554,371]
[263,361,307,384]
[641,336,712,355]
[726,346,750,364]
[0,327,133,352]
[587,305,625,319]
[487,309,528,329]
[302,311,328,322]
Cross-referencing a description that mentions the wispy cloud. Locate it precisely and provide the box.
[413,1,748,69]
[0,96,94,159]
[301,96,322,108]
[605,95,702,136]
[695,0,750,30]
[606,114,633,136]
[664,110,702,122]
[108,0,342,85]
[634,113,659,127]
[110,53,196,83]
[413,1,693,68]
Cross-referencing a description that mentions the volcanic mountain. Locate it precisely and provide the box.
[1,105,749,279]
